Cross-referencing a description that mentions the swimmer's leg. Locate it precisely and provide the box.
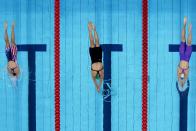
[10,22,18,61]
[88,21,95,48]
[4,21,10,48]
[93,24,100,47]
[187,24,192,46]
[11,22,16,45]
[179,17,187,55]
[181,17,187,43]
[184,24,192,60]
[179,42,185,56]
[4,21,12,62]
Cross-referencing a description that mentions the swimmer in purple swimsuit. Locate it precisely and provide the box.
[88,22,104,92]
[4,21,20,77]
[177,17,192,87]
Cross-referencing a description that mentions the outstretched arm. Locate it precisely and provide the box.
[92,77,100,92]
[98,78,103,89]
[97,70,104,91]
[91,71,100,92]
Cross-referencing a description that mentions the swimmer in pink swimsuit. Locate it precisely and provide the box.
[177,17,192,87]
[4,21,20,77]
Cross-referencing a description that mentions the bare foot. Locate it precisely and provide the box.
[184,17,187,26]
[4,21,8,31]
[12,21,15,30]
[188,24,192,33]
[92,23,96,31]
[88,21,93,31]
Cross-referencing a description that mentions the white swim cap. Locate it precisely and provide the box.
[180,73,184,79]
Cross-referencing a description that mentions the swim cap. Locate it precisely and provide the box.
[180,73,184,80]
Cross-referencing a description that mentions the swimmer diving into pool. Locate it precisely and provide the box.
[4,21,20,77]
[177,17,192,88]
[88,22,104,92]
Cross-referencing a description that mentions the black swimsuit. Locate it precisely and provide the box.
[91,66,103,74]
[89,46,103,73]
[89,47,102,64]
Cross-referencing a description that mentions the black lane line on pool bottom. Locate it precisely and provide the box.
[169,44,196,52]
[169,44,194,131]
[17,44,47,131]
[176,81,189,131]
[101,44,123,131]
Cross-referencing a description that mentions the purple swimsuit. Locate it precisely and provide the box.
[179,41,192,62]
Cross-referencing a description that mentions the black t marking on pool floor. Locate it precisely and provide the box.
[18,44,47,131]
[169,44,194,131]
[101,44,123,131]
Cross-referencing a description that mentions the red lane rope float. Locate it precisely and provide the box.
[142,0,148,131]
[54,0,60,130]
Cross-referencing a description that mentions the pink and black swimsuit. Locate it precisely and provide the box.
[5,44,18,63]
[5,44,18,76]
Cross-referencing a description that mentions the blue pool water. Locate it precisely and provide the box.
[0,0,196,131]
[0,0,54,131]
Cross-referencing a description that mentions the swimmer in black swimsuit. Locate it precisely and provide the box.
[88,22,104,92]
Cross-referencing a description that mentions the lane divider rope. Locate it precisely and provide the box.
[54,0,60,130]
[142,0,148,131]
